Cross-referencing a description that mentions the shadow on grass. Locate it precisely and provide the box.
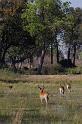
[0,79,30,84]
[0,115,11,124]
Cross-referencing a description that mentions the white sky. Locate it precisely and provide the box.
[62,0,82,8]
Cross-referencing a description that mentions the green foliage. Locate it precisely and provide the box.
[59,59,74,67]
[0,9,35,68]
[0,68,20,79]
[41,64,82,75]
[79,51,82,59]
[63,7,81,44]
[63,14,75,31]
[21,0,63,45]
[42,64,65,74]
[66,66,82,74]
[0,0,82,72]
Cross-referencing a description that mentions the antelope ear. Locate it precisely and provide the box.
[38,85,41,90]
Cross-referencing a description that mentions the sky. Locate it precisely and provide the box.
[62,0,82,8]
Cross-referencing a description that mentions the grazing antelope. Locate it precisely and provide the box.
[38,85,49,104]
[59,84,65,96]
[66,83,71,92]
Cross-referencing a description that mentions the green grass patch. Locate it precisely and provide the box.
[0,74,81,123]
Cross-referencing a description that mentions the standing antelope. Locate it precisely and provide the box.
[59,84,65,96]
[66,83,71,92]
[38,85,49,104]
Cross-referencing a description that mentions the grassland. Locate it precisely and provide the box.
[0,70,82,124]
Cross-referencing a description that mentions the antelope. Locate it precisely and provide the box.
[38,85,49,104]
[59,84,65,96]
[66,83,71,92]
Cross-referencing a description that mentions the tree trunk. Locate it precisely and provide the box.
[51,43,53,64]
[37,49,46,74]
[1,50,6,65]
[67,47,71,61]
[73,44,76,66]
[30,55,33,69]
[0,45,11,66]
[11,58,17,71]
[55,33,59,63]
[56,43,59,63]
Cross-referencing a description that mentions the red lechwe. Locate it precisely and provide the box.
[59,84,65,96]
[38,85,49,104]
[66,83,71,92]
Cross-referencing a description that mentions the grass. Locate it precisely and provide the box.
[79,51,82,59]
[0,73,82,124]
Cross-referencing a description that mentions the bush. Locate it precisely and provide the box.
[79,52,82,59]
[59,59,74,68]
[66,67,82,74]
[42,64,82,75]
[42,64,65,74]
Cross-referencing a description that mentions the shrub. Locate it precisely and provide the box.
[66,67,82,74]
[59,59,74,68]
[42,64,65,75]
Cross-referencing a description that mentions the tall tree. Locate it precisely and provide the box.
[21,0,63,74]
[63,7,82,66]
[0,10,35,67]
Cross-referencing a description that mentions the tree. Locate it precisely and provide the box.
[0,10,35,68]
[21,0,63,74]
[63,7,82,66]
